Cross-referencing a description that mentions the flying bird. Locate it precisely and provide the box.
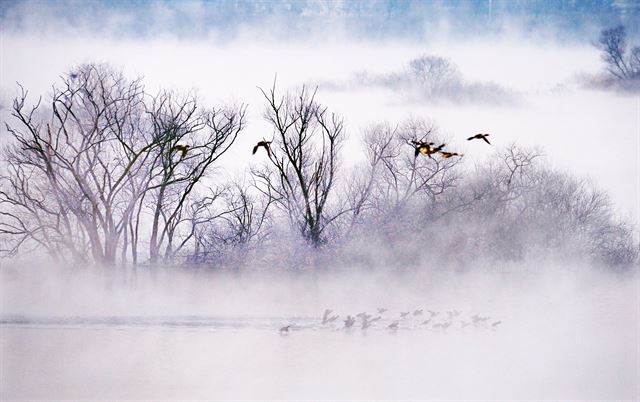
[411,140,436,158]
[417,143,446,158]
[467,133,491,144]
[171,144,190,158]
[252,140,272,156]
[440,151,463,158]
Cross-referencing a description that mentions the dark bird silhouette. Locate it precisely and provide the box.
[416,143,446,158]
[411,140,435,158]
[467,133,491,144]
[252,140,271,156]
[388,321,399,330]
[279,325,291,333]
[171,144,190,158]
[440,151,463,158]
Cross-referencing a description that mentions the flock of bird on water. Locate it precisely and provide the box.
[249,133,495,334]
[170,133,496,334]
[279,308,502,333]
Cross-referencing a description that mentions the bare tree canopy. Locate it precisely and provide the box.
[0,64,246,266]
[597,25,640,80]
[0,64,636,271]
[252,84,345,248]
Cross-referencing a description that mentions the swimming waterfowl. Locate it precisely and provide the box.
[388,321,399,330]
[472,314,490,324]
[356,312,372,322]
[344,315,356,328]
[467,133,491,144]
[322,309,339,324]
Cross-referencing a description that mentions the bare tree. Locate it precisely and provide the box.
[343,123,397,233]
[1,65,154,265]
[192,181,272,265]
[143,90,246,264]
[408,55,460,89]
[252,85,345,248]
[0,64,246,267]
[597,25,640,80]
[363,119,462,223]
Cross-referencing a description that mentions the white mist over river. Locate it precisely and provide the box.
[1,266,637,400]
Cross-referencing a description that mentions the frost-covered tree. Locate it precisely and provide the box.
[597,25,640,80]
[0,64,246,266]
[252,85,345,248]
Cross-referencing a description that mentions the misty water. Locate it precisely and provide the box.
[1,266,637,400]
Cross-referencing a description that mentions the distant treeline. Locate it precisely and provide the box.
[0,63,637,270]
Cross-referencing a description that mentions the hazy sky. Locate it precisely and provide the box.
[1,0,638,222]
